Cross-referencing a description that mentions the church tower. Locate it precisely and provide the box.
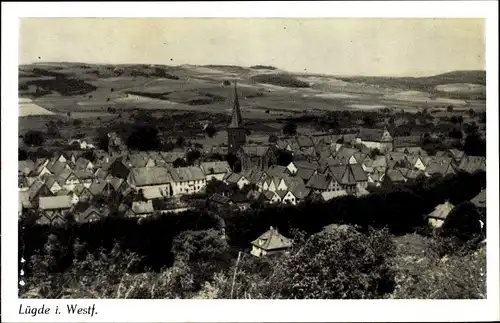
[227,82,246,154]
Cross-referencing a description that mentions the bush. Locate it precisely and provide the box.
[265,228,396,299]
[251,74,310,88]
[126,126,160,151]
[23,131,46,146]
[73,119,83,126]
[205,124,217,138]
[283,122,297,136]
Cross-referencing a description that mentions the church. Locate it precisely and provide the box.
[227,82,247,154]
[227,82,277,171]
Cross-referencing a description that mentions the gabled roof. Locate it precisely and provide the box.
[386,152,407,162]
[275,190,288,199]
[404,169,424,180]
[200,161,231,175]
[352,152,369,164]
[209,193,232,205]
[248,170,265,184]
[449,148,465,160]
[169,166,205,182]
[160,151,186,163]
[141,186,169,200]
[75,157,92,170]
[266,165,288,177]
[296,168,316,182]
[426,161,455,176]
[262,190,279,201]
[47,161,68,175]
[127,154,148,168]
[19,160,36,176]
[131,200,155,214]
[327,165,348,183]
[128,167,173,186]
[296,136,315,148]
[470,189,486,209]
[428,201,455,220]
[225,172,243,184]
[289,183,311,199]
[358,128,386,142]
[88,180,111,196]
[340,165,357,185]
[334,147,359,162]
[28,180,46,200]
[39,196,72,210]
[79,206,109,222]
[350,164,368,182]
[109,177,126,191]
[56,167,74,181]
[386,169,406,183]
[44,175,63,189]
[242,145,271,157]
[73,184,91,196]
[458,156,486,173]
[74,170,94,180]
[306,174,331,190]
[393,135,421,148]
[251,227,292,251]
[293,160,319,170]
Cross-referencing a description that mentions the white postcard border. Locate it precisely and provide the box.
[2,1,499,322]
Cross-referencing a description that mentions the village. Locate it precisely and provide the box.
[18,83,487,256]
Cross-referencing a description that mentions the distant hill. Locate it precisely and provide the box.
[251,73,310,88]
[335,70,486,100]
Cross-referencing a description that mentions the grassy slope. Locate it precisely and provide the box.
[334,70,486,100]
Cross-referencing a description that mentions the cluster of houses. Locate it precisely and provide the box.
[18,149,232,225]
[18,84,487,231]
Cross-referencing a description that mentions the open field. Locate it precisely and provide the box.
[19,63,486,138]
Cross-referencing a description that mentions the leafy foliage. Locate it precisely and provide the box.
[23,130,45,146]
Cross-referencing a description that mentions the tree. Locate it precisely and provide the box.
[362,115,376,127]
[441,201,482,241]
[369,148,382,159]
[176,136,186,147]
[268,134,279,143]
[171,229,231,290]
[277,150,294,166]
[448,128,463,140]
[173,158,188,168]
[265,228,396,299]
[95,131,110,152]
[282,122,297,136]
[205,124,217,138]
[463,133,486,157]
[206,179,232,196]
[186,150,201,165]
[126,125,160,151]
[23,131,45,146]
[73,119,83,126]
[19,149,28,160]
[447,105,454,112]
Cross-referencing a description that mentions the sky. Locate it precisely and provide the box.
[19,18,485,77]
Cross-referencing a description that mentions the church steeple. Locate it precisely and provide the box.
[228,81,242,129]
[226,81,246,154]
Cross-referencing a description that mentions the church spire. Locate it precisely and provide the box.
[228,81,242,128]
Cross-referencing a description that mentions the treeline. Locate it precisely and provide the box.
[19,170,485,277]
[19,210,222,275]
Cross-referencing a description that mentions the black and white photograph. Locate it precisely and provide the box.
[2,2,499,322]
